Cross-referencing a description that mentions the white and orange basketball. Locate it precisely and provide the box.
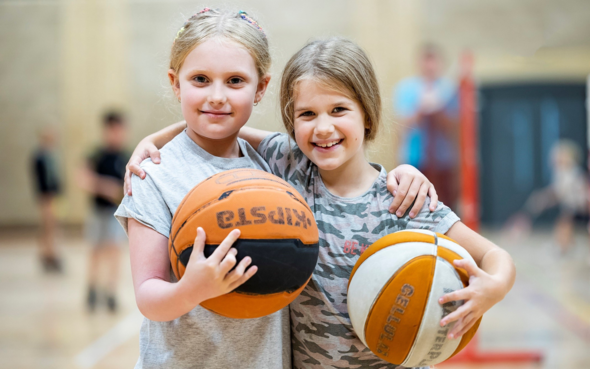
[347,230,481,367]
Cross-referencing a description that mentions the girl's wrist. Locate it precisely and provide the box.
[175,277,204,311]
[488,273,510,301]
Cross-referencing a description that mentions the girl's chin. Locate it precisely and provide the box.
[187,125,243,140]
[187,130,241,144]
[313,160,344,172]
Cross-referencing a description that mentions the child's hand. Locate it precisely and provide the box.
[179,227,257,306]
[125,138,162,195]
[387,164,438,218]
[438,259,504,339]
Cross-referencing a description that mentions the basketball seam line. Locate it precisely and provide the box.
[348,232,436,285]
[170,187,317,269]
[170,186,313,244]
[362,254,436,356]
[399,254,437,366]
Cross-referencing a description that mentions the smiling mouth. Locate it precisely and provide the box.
[200,110,232,116]
[313,139,343,148]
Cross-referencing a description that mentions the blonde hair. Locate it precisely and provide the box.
[280,37,381,142]
[552,139,582,167]
[170,9,270,79]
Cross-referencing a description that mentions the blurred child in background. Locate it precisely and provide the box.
[79,111,130,312]
[508,139,589,255]
[31,126,63,273]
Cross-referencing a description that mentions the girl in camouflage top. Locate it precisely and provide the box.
[241,38,515,369]
[126,38,515,369]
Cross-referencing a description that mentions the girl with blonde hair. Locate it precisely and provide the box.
[115,8,286,368]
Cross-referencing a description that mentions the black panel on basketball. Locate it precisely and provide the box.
[178,239,319,295]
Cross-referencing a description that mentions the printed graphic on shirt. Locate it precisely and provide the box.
[259,133,460,369]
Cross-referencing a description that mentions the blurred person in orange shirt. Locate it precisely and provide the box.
[78,111,130,312]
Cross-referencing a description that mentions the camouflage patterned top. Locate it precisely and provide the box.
[258,133,460,369]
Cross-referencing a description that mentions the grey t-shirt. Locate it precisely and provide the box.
[115,131,291,369]
[258,133,460,369]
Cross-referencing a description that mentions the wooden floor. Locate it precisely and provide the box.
[0,228,589,369]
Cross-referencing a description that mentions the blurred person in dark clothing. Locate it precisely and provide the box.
[31,127,63,273]
[394,44,459,208]
[78,111,130,312]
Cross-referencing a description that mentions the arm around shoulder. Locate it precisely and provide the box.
[124,121,186,194]
[152,121,187,149]
[238,126,272,151]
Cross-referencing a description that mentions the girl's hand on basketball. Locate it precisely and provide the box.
[438,259,503,340]
[387,164,438,218]
[124,138,162,195]
[178,227,258,306]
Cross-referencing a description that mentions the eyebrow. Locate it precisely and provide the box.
[184,69,252,77]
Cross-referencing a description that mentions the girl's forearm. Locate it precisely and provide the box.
[446,222,516,296]
[128,219,203,321]
[150,121,187,149]
[479,247,516,295]
[135,277,204,321]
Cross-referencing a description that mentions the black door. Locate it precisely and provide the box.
[478,83,587,226]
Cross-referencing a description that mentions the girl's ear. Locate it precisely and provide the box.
[364,109,371,130]
[254,74,271,104]
[168,69,181,101]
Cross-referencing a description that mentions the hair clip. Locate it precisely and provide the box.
[175,8,213,41]
[238,10,265,37]
[175,26,186,40]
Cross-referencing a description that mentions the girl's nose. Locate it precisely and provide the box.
[314,115,335,136]
[208,82,227,106]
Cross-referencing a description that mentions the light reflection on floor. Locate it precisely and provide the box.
[0,228,588,369]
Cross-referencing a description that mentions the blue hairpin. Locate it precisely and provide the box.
[238,10,266,37]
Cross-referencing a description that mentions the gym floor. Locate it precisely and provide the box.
[0,228,588,369]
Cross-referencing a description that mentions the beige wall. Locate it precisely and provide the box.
[1,0,589,226]
[60,0,130,223]
[421,0,590,81]
[0,2,61,225]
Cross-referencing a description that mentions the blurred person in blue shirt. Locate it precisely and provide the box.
[394,43,459,207]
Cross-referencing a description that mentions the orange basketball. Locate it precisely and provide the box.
[169,169,319,319]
